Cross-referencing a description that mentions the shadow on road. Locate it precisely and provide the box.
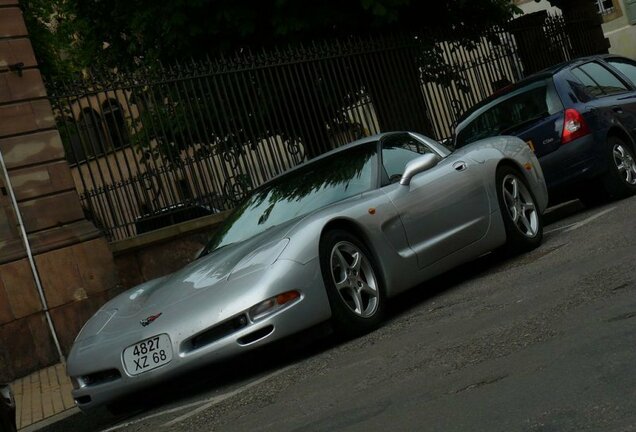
[543,199,585,225]
[386,199,587,321]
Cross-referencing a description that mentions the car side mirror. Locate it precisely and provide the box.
[400,154,440,186]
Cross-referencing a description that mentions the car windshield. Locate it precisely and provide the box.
[203,143,378,253]
[455,79,563,148]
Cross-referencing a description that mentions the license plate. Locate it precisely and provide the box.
[123,334,172,375]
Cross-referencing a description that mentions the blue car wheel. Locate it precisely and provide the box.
[603,136,636,198]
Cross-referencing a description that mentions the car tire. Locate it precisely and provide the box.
[319,229,385,336]
[496,166,543,254]
[601,136,636,199]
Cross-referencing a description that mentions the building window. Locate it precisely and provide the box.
[102,99,129,150]
[78,108,107,160]
[596,0,615,15]
[59,116,84,164]
[177,178,193,201]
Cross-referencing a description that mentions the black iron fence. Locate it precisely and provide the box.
[47,12,606,241]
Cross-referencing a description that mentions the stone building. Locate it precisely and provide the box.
[0,0,119,381]
[515,0,636,59]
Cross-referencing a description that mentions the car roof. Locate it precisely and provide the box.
[454,54,623,126]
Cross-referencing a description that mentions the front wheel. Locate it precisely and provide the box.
[319,230,385,336]
[496,166,543,254]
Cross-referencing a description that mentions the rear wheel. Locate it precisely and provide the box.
[496,166,543,254]
[601,136,636,198]
[319,230,385,336]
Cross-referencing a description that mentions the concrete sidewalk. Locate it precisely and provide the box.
[11,364,77,430]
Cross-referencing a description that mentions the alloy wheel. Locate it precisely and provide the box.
[502,174,539,238]
[330,241,379,318]
[612,143,636,186]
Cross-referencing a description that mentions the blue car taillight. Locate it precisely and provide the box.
[561,108,591,144]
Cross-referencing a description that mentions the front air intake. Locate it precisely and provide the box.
[82,369,121,387]
[184,314,249,352]
[237,325,274,345]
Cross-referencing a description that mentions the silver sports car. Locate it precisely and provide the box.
[67,132,548,410]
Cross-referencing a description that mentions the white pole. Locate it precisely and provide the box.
[0,149,65,362]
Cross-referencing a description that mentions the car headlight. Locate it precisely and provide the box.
[228,238,290,280]
[248,290,301,321]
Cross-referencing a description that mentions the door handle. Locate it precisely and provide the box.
[453,161,467,171]
[613,106,624,114]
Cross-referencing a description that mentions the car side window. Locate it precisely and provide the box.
[571,62,629,97]
[570,68,603,98]
[381,135,433,183]
[607,58,636,87]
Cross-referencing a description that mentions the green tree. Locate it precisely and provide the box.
[24,0,520,168]
[24,0,519,78]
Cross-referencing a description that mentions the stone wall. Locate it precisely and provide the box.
[607,26,636,59]
[0,0,120,381]
[112,212,228,290]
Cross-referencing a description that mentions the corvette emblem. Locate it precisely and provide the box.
[140,313,162,327]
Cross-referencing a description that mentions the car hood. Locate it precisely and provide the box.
[75,220,298,343]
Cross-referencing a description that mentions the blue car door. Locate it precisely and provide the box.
[603,57,636,137]
[570,61,636,137]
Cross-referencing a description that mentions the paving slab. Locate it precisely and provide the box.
[10,363,74,430]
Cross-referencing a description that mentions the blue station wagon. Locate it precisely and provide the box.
[454,55,636,204]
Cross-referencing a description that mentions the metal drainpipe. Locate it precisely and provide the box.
[0,149,65,363]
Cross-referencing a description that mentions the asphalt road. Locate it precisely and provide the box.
[38,196,636,432]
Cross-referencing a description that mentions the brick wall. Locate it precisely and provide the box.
[0,0,121,381]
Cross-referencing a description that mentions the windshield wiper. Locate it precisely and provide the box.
[198,241,235,259]
[500,111,551,135]
[202,222,288,259]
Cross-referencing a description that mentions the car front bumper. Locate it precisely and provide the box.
[69,258,330,411]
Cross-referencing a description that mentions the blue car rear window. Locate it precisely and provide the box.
[455,79,563,148]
